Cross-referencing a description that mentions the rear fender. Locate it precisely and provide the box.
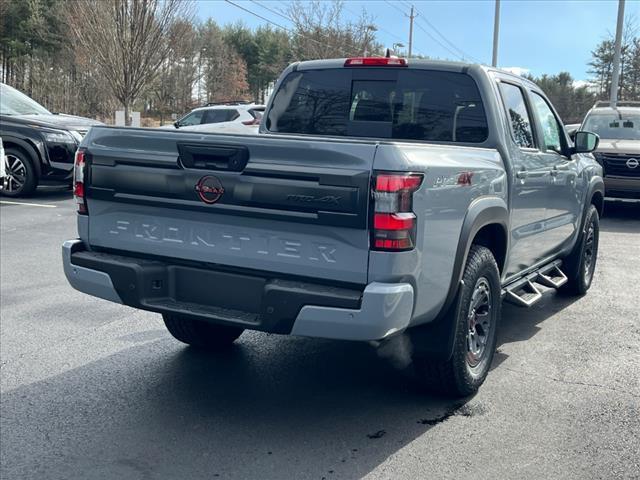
[409,197,508,360]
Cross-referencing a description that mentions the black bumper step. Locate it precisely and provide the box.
[71,249,363,334]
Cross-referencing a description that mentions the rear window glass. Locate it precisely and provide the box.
[265,68,488,143]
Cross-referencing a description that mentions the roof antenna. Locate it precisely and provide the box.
[385,48,391,58]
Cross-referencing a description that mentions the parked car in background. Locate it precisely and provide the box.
[179,120,261,136]
[63,57,603,398]
[0,137,6,190]
[159,102,265,130]
[580,101,640,200]
[0,83,102,197]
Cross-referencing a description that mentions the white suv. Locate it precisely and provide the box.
[161,102,265,131]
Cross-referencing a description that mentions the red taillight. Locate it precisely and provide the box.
[344,57,408,67]
[371,172,423,252]
[375,174,423,192]
[373,213,415,230]
[242,118,260,126]
[74,149,87,214]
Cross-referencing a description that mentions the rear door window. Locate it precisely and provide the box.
[266,68,488,143]
[204,109,239,124]
[498,82,535,149]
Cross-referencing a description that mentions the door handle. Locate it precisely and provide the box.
[516,170,528,179]
[550,167,559,176]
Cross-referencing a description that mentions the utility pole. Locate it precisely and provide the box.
[610,0,626,106]
[406,5,417,58]
[492,0,500,67]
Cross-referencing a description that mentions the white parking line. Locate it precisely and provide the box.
[0,200,57,208]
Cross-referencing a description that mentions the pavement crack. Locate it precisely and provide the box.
[504,367,640,398]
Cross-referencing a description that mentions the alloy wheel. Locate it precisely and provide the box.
[583,221,596,285]
[466,277,492,368]
[4,154,27,193]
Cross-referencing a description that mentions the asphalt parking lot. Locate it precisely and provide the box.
[1,191,639,480]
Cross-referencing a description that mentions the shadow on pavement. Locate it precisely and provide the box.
[1,187,72,203]
[0,282,592,480]
[492,289,580,370]
[34,186,73,201]
[600,200,639,233]
[0,333,472,480]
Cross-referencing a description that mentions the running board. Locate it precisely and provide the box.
[536,265,568,289]
[503,260,566,307]
[505,280,542,307]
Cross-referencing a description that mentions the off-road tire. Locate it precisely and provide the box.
[413,245,501,397]
[2,147,38,197]
[560,204,599,296]
[163,314,244,350]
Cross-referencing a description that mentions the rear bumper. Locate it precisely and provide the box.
[604,176,640,199]
[62,240,414,341]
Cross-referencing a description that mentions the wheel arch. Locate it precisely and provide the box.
[2,136,43,179]
[409,197,508,360]
[590,189,604,217]
[581,176,605,231]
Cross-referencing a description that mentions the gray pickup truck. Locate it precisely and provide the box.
[62,58,604,397]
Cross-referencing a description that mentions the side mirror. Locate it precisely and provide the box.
[173,121,180,129]
[574,131,599,153]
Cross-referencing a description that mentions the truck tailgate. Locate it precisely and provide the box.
[82,127,375,284]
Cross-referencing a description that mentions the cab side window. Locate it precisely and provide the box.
[498,82,535,149]
[530,92,562,153]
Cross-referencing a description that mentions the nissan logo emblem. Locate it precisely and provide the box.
[195,176,225,204]
[626,158,639,169]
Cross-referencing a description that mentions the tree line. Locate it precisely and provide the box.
[1,0,638,125]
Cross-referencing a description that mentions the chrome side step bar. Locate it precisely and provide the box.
[536,265,568,289]
[503,260,566,308]
[505,280,542,307]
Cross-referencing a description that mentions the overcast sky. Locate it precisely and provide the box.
[197,0,639,81]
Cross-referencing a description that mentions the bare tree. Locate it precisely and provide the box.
[67,0,193,124]
[151,20,200,125]
[286,0,381,60]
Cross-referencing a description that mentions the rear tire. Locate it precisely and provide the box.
[413,245,501,397]
[2,147,38,197]
[560,204,599,296]
[163,314,244,350]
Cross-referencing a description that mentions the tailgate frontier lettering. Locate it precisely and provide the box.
[109,219,338,263]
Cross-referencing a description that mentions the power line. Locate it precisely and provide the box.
[225,0,290,32]
[342,3,405,44]
[392,0,482,62]
[380,1,427,57]
[410,4,483,63]
[248,0,292,25]
[224,0,358,57]
[383,0,407,16]
[251,0,361,56]
[413,21,466,61]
